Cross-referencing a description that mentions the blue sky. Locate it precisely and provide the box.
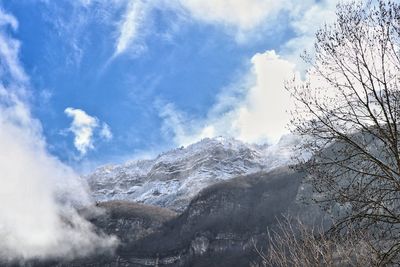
[0,0,339,172]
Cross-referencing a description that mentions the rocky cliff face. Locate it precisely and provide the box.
[83,201,177,244]
[121,168,307,267]
[87,136,297,212]
[42,168,317,267]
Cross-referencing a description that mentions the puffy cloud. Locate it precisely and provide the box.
[233,51,297,142]
[158,0,343,146]
[64,107,112,156]
[160,50,297,145]
[65,107,98,155]
[0,9,117,262]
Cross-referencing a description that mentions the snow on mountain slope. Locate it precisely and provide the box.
[86,136,297,211]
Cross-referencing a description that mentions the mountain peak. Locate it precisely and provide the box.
[87,136,295,211]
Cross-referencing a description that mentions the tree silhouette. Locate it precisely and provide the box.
[289,0,400,264]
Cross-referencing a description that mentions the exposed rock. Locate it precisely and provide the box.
[82,201,177,244]
[42,167,318,267]
[190,236,209,256]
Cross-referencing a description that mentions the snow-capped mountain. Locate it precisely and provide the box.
[86,136,297,211]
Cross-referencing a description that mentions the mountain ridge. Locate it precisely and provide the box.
[86,136,297,211]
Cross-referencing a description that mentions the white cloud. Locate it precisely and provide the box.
[158,102,196,146]
[57,0,340,147]
[112,0,339,55]
[158,0,342,146]
[114,0,148,56]
[112,0,290,56]
[233,51,297,143]
[0,9,117,262]
[0,90,117,261]
[159,50,297,145]
[85,0,340,59]
[179,0,271,30]
[64,107,112,156]
[0,9,27,83]
[59,0,341,63]
[65,107,98,155]
[0,8,18,30]
[178,0,291,33]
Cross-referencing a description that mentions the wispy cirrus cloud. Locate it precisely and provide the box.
[100,122,113,140]
[50,0,339,62]
[0,9,27,83]
[0,8,17,29]
[111,0,290,56]
[111,0,336,56]
[114,0,148,56]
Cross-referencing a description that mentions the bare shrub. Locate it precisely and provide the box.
[253,217,379,267]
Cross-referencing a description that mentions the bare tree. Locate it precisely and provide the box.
[289,0,400,265]
[253,217,378,267]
